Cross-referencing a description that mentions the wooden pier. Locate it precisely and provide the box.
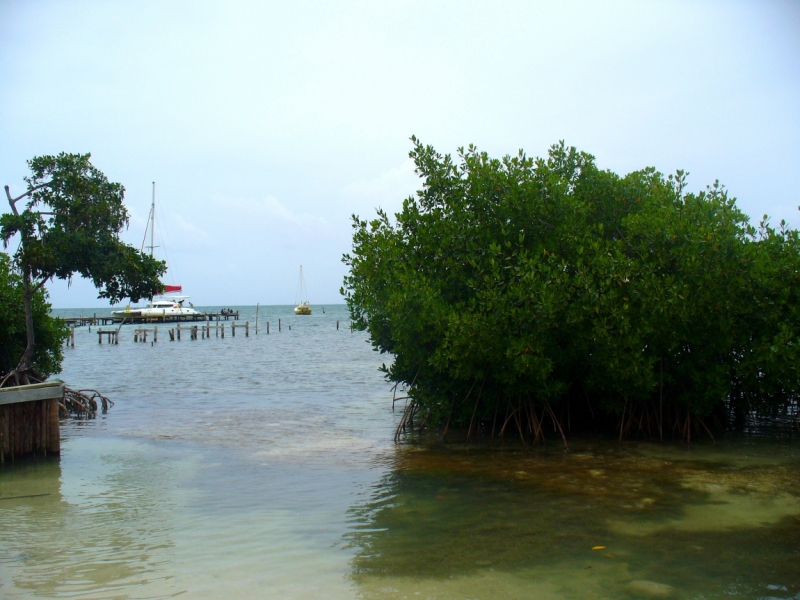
[61,317,357,347]
[63,311,240,327]
[0,382,63,461]
[97,328,119,344]
[231,321,250,337]
[134,327,158,343]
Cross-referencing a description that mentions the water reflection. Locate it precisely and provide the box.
[0,441,180,598]
[347,438,800,599]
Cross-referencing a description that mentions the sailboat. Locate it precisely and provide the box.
[112,183,200,318]
[294,265,312,315]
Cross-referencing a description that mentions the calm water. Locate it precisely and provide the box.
[1,305,798,599]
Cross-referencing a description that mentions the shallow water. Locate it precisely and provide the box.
[1,305,798,599]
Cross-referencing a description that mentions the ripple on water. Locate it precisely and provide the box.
[0,305,798,599]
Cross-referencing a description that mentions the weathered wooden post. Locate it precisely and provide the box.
[337,320,339,330]
[154,326,158,343]
[169,329,175,341]
[191,325,198,340]
[245,321,249,337]
[279,318,281,332]
[231,322,236,337]
[98,330,102,344]
[177,324,181,341]
[266,321,269,334]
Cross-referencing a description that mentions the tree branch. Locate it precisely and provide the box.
[30,274,53,295]
[5,182,52,211]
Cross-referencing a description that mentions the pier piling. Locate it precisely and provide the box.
[97,329,119,344]
[231,321,249,337]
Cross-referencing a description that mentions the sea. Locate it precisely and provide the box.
[0,304,798,599]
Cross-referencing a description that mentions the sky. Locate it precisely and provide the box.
[1,0,798,308]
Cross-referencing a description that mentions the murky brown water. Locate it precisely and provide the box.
[1,306,798,599]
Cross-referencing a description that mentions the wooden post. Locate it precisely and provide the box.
[154,326,158,343]
[177,324,181,341]
[169,329,175,341]
[245,321,249,337]
[255,303,259,335]
[267,321,269,334]
[279,318,281,332]
[98,330,102,344]
[231,323,235,337]
[337,320,339,330]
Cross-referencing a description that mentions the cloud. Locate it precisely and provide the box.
[341,159,421,218]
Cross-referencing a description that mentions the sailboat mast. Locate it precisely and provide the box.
[150,182,155,259]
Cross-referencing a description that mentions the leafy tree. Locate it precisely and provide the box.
[343,139,800,441]
[0,253,68,381]
[1,153,166,384]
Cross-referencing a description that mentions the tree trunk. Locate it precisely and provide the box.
[4,185,37,378]
[19,261,36,373]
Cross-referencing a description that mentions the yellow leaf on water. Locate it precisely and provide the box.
[605,554,615,558]
[591,546,606,550]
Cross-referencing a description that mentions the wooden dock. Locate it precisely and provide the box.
[0,382,63,461]
[62,311,240,327]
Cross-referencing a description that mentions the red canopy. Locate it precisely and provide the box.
[162,284,182,293]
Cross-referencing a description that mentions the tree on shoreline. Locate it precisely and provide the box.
[1,153,166,385]
[343,139,800,441]
[0,253,68,382]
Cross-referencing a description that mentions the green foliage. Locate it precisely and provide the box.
[1,153,166,304]
[1,152,167,377]
[0,253,68,379]
[343,139,800,431]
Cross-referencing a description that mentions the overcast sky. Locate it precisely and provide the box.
[1,0,798,308]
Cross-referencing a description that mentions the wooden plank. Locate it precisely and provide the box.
[0,382,65,406]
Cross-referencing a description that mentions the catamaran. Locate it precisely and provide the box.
[294,265,312,315]
[111,183,200,318]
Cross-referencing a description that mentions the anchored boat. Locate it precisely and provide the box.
[294,265,312,315]
[112,294,199,318]
[112,183,200,318]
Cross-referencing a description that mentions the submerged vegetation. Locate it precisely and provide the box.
[343,139,800,442]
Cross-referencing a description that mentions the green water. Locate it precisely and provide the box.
[1,306,798,598]
[350,438,800,599]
